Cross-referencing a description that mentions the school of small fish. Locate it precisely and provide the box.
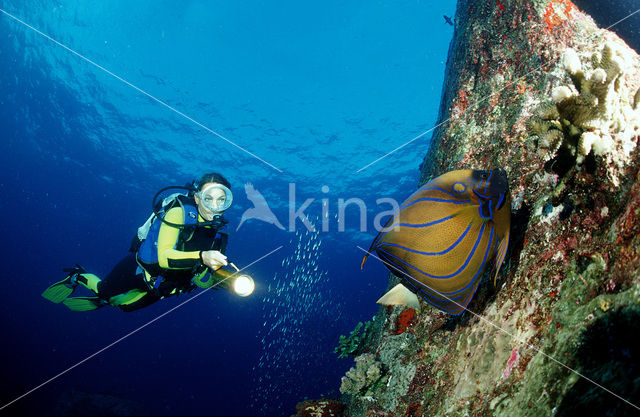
[249,219,344,414]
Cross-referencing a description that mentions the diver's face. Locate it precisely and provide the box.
[195,182,226,220]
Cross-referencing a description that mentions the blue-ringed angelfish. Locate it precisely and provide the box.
[362,169,511,315]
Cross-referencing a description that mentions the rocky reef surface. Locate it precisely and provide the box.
[310,1,640,416]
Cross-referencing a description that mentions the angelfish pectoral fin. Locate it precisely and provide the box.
[376,283,421,312]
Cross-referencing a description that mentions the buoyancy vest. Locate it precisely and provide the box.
[136,194,228,281]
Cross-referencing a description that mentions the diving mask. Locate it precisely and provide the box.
[197,184,233,213]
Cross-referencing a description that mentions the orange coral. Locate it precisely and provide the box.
[452,89,469,118]
[543,0,577,32]
[395,308,416,334]
[495,0,506,18]
[515,81,531,96]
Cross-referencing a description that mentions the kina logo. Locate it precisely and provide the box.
[236,183,285,231]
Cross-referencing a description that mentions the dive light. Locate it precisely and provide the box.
[203,263,255,297]
[227,262,255,297]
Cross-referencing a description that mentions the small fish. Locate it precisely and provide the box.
[443,15,454,26]
[362,169,511,315]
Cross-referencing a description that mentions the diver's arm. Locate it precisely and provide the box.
[157,207,228,270]
[157,207,202,269]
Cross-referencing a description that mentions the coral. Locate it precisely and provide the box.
[338,316,420,413]
[339,353,385,396]
[293,399,345,417]
[543,0,577,32]
[376,332,418,411]
[394,308,416,335]
[334,320,374,359]
[531,42,640,183]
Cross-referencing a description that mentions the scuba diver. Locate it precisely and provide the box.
[42,172,254,312]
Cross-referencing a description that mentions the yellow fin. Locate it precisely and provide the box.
[377,283,421,312]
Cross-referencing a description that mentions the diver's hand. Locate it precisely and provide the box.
[200,250,228,270]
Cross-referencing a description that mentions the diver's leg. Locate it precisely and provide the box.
[111,291,160,312]
[45,254,152,311]
[96,253,149,299]
[66,253,153,312]
[95,253,159,312]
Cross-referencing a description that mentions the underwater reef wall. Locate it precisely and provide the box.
[330,0,640,416]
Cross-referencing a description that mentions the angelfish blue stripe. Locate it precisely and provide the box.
[386,264,467,302]
[379,214,454,233]
[376,214,457,247]
[473,189,491,199]
[418,287,465,302]
[497,192,505,209]
[419,289,466,310]
[379,220,473,256]
[421,294,465,315]
[378,251,413,283]
[405,224,494,299]
[394,214,455,229]
[377,222,488,279]
[484,170,493,193]
[410,224,495,312]
[380,228,493,316]
[378,199,472,250]
[400,197,471,211]
[475,178,485,193]
[412,185,458,199]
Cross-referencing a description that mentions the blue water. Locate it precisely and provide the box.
[0,1,455,415]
